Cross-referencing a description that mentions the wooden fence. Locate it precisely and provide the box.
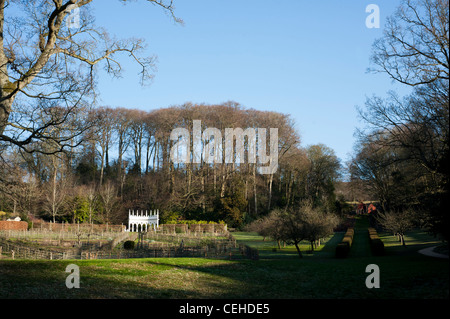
[30,221,125,233]
[0,234,258,260]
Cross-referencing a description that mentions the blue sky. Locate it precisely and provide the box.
[93,0,412,163]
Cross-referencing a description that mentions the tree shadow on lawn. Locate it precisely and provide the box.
[0,259,241,299]
[1,226,447,299]
[380,230,444,257]
[139,252,449,299]
[233,231,345,259]
[1,251,448,299]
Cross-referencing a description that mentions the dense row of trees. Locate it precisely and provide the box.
[0,102,344,227]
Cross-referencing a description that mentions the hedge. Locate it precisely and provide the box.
[368,227,384,256]
[123,240,135,250]
[335,227,354,258]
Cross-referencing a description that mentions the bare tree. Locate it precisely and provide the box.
[43,154,70,222]
[357,0,449,241]
[0,0,180,154]
[85,185,97,225]
[369,0,449,87]
[91,107,116,186]
[99,180,119,223]
[377,210,416,246]
[246,208,285,248]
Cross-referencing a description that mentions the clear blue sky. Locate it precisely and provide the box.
[93,0,412,163]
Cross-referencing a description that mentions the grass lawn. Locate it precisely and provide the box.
[0,216,448,299]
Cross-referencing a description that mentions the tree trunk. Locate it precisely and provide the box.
[253,164,258,216]
[0,99,12,138]
[294,242,303,258]
[400,233,406,247]
[99,151,105,186]
[268,173,273,211]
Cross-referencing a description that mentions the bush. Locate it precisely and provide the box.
[342,235,353,247]
[335,227,354,258]
[342,228,354,246]
[368,228,384,256]
[123,240,135,250]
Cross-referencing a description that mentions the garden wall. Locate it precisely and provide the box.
[0,221,28,231]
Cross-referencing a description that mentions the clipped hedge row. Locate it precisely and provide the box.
[335,227,354,258]
[368,227,384,256]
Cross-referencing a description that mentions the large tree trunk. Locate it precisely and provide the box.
[0,99,12,138]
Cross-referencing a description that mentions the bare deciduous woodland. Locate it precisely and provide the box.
[0,0,448,246]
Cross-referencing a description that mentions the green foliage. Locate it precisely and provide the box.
[0,211,8,220]
[214,176,247,227]
[72,198,91,223]
[305,144,341,209]
[161,211,182,224]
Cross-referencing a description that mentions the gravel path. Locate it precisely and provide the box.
[418,246,449,259]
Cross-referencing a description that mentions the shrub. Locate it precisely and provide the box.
[368,228,384,256]
[123,240,135,250]
[342,228,354,246]
[335,227,354,258]
[342,235,353,247]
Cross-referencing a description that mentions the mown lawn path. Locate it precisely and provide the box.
[349,215,371,258]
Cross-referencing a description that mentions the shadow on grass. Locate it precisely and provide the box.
[0,218,448,299]
[380,230,444,257]
[233,231,345,259]
[1,249,449,299]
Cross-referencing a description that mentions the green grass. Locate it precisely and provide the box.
[0,216,448,299]
[232,231,343,258]
[1,252,448,299]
